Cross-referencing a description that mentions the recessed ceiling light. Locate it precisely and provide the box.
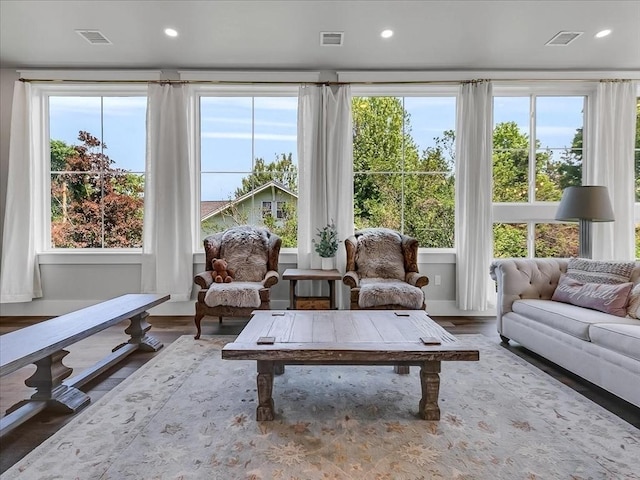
[595,29,611,38]
[381,29,393,39]
[164,28,178,37]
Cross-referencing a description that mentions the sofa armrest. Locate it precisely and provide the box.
[194,271,214,289]
[406,271,429,288]
[343,271,360,289]
[491,258,568,332]
[263,270,280,289]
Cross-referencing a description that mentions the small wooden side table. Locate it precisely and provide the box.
[282,268,342,310]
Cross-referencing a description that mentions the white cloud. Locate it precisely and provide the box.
[201,96,297,111]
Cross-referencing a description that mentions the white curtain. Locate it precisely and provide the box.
[141,83,194,301]
[455,80,493,311]
[0,81,43,303]
[587,80,636,261]
[297,85,353,308]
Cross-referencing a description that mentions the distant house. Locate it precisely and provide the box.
[200,180,297,236]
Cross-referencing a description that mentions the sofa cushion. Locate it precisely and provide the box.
[566,258,635,284]
[551,274,633,317]
[589,322,640,362]
[511,299,639,341]
[204,282,262,308]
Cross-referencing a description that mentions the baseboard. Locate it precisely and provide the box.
[0,298,496,317]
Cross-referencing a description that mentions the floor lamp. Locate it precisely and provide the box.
[555,186,615,259]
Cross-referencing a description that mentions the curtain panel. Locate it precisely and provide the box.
[455,80,494,311]
[141,83,195,301]
[0,81,43,303]
[297,85,354,308]
[588,80,637,261]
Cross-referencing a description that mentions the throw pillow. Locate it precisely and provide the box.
[627,283,640,318]
[552,274,633,317]
[566,258,635,285]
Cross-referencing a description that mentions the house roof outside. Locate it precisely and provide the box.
[201,180,298,221]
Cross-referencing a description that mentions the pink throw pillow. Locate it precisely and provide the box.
[552,274,633,317]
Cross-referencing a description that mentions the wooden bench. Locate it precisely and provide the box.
[0,293,169,437]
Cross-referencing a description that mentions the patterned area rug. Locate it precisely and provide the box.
[3,335,639,480]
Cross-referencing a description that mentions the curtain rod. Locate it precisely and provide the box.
[18,78,621,85]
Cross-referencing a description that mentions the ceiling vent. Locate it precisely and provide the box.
[75,30,112,45]
[320,32,344,46]
[545,31,583,46]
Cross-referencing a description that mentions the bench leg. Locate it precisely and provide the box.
[114,311,163,353]
[419,361,441,420]
[6,350,90,415]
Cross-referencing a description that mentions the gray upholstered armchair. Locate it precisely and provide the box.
[343,228,429,310]
[194,225,281,339]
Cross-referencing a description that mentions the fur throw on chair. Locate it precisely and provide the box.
[220,226,270,282]
[355,228,406,280]
[204,282,262,308]
[359,278,424,309]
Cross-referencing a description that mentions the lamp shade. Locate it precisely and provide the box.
[555,186,615,222]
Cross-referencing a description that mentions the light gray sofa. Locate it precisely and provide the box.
[490,258,640,408]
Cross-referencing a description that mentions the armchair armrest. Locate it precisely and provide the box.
[406,272,429,288]
[263,270,280,289]
[343,271,360,289]
[194,271,214,289]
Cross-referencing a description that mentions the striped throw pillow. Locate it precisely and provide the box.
[566,258,635,285]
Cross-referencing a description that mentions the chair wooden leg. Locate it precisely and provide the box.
[194,313,204,340]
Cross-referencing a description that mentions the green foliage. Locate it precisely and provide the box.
[312,221,339,257]
[50,131,144,248]
[235,153,297,197]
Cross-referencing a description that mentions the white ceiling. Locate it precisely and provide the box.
[1,0,639,72]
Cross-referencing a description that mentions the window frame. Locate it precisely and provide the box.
[350,84,459,252]
[35,83,149,252]
[193,85,299,249]
[491,82,596,258]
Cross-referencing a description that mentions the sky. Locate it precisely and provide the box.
[49,94,584,202]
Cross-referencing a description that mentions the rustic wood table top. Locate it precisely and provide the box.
[222,310,478,363]
[282,269,342,281]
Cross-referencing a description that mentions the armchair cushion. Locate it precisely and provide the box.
[354,228,406,280]
[204,282,262,308]
[359,278,425,309]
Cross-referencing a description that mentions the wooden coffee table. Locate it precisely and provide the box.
[222,310,479,421]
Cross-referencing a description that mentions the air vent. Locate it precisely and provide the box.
[320,32,344,46]
[75,30,112,45]
[545,31,583,46]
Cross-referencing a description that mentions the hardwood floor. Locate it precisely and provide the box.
[1,315,638,474]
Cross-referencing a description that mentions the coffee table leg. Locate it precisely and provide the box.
[256,361,275,421]
[419,361,441,420]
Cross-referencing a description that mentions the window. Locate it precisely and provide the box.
[276,201,286,219]
[492,91,586,258]
[48,91,147,248]
[351,90,457,248]
[198,88,298,247]
[262,201,272,218]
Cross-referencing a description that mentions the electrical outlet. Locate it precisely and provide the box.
[435,275,441,286]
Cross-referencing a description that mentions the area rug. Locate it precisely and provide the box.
[3,335,639,480]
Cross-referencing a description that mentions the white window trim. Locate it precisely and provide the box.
[34,83,149,253]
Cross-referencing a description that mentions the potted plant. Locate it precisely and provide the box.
[313,221,339,269]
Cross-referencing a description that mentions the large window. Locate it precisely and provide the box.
[198,90,298,247]
[492,92,586,258]
[48,93,147,248]
[351,92,457,248]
